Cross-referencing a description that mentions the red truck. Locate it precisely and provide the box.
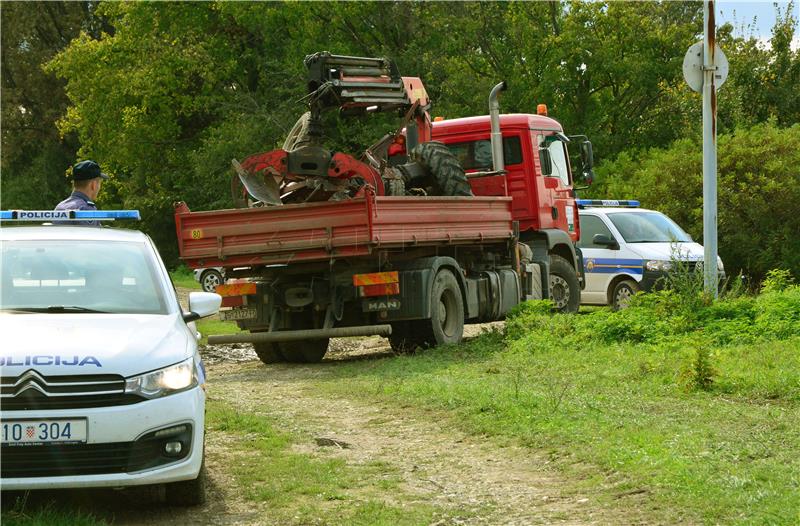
[174,53,593,363]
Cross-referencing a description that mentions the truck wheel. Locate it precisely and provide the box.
[611,279,640,311]
[388,322,426,353]
[549,255,580,313]
[279,339,329,363]
[422,269,464,347]
[411,141,473,197]
[253,341,283,364]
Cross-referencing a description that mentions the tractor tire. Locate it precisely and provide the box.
[253,341,283,364]
[410,141,473,197]
[549,254,581,313]
[278,339,329,363]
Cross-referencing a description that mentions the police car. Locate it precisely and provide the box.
[577,200,725,309]
[0,210,220,505]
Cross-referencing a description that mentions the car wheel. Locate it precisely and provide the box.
[611,279,640,310]
[165,455,206,506]
[549,255,581,313]
[200,269,223,292]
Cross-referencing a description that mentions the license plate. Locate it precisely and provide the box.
[1,419,87,445]
[219,307,258,321]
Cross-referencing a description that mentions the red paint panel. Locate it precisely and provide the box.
[221,296,245,308]
[175,195,513,268]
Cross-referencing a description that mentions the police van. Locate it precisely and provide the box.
[0,210,220,505]
[576,200,725,310]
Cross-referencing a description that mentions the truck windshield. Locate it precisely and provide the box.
[0,240,168,314]
[607,212,691,243]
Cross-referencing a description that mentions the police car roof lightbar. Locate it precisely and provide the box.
[576,199,640,209]
[0,210,141,221]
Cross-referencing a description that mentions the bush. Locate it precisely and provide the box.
[588,121,800,282]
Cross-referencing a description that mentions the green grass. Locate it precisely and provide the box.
[196,318,241,344]
[206,399,441,524]
[309,287,800,525]
[1,502,106,526]
[170,265,200,289]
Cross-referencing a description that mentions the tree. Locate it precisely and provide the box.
[0,2,95,208]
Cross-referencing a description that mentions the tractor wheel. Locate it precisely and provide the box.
[253,341,284,364]
[278,339,329,363]
[549,255,581,313]
[410,141,473,197]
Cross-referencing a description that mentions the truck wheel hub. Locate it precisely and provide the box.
[549,276,569,309]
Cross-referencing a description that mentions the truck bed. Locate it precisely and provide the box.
[174,194,514,268]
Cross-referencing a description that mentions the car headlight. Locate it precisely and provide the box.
[645,260,673,272]
[125,357,198,399]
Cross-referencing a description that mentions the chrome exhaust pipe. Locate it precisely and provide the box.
[489,81,507,172]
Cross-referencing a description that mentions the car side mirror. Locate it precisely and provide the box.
[184,291,222,322]
[593,234,619,250]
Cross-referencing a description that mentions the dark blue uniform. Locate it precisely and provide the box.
[54,191,100,227]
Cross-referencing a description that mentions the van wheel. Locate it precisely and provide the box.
[549,255,580,313]
[611,279,640,310]
[419,269,464,347]
[165,457,206,506]
[253,341,283,364]
[279,339,329,363]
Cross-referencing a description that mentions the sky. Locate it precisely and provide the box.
[716,0,800,49]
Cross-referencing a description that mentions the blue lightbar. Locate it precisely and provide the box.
[0,210,141,221]
[576,199,640,208]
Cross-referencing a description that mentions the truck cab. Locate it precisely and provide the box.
[431,113,591,312]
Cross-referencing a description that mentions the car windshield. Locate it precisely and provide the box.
[1,239,168,314]
[607,212,691,243]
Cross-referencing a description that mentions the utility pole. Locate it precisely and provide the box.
[682,1,728,298]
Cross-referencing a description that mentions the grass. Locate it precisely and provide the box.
[195,318,241,345]
[1,503,106,526]
[206,399,442,524]
[170,265,200,290]
[309,285,800,525]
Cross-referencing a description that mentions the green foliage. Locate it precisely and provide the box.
[2,499,106,526]
[762,268,796,293]
[590,121,800,281]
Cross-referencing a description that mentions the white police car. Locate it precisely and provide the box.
[577,200,725,309]
[0,210,220,505]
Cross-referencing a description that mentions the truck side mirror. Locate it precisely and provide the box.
[580,141,594,170]
[539,148,552,176]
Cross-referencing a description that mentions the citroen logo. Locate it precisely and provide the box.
[13,369,49,397]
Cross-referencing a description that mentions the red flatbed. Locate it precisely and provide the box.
[174,193,514,268]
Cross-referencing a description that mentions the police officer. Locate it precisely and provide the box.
[55,160,108,226]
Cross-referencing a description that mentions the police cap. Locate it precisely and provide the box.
[72,160,109,181]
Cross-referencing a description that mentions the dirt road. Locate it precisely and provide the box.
[3,293,645,525]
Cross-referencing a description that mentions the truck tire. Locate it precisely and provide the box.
[253,341,283,364]
[549,254,580,313]
[611,279,640,311]
[279,339,329,363]
[410,141,473,197]
[419,269,464,347]
[388,321,427,353]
